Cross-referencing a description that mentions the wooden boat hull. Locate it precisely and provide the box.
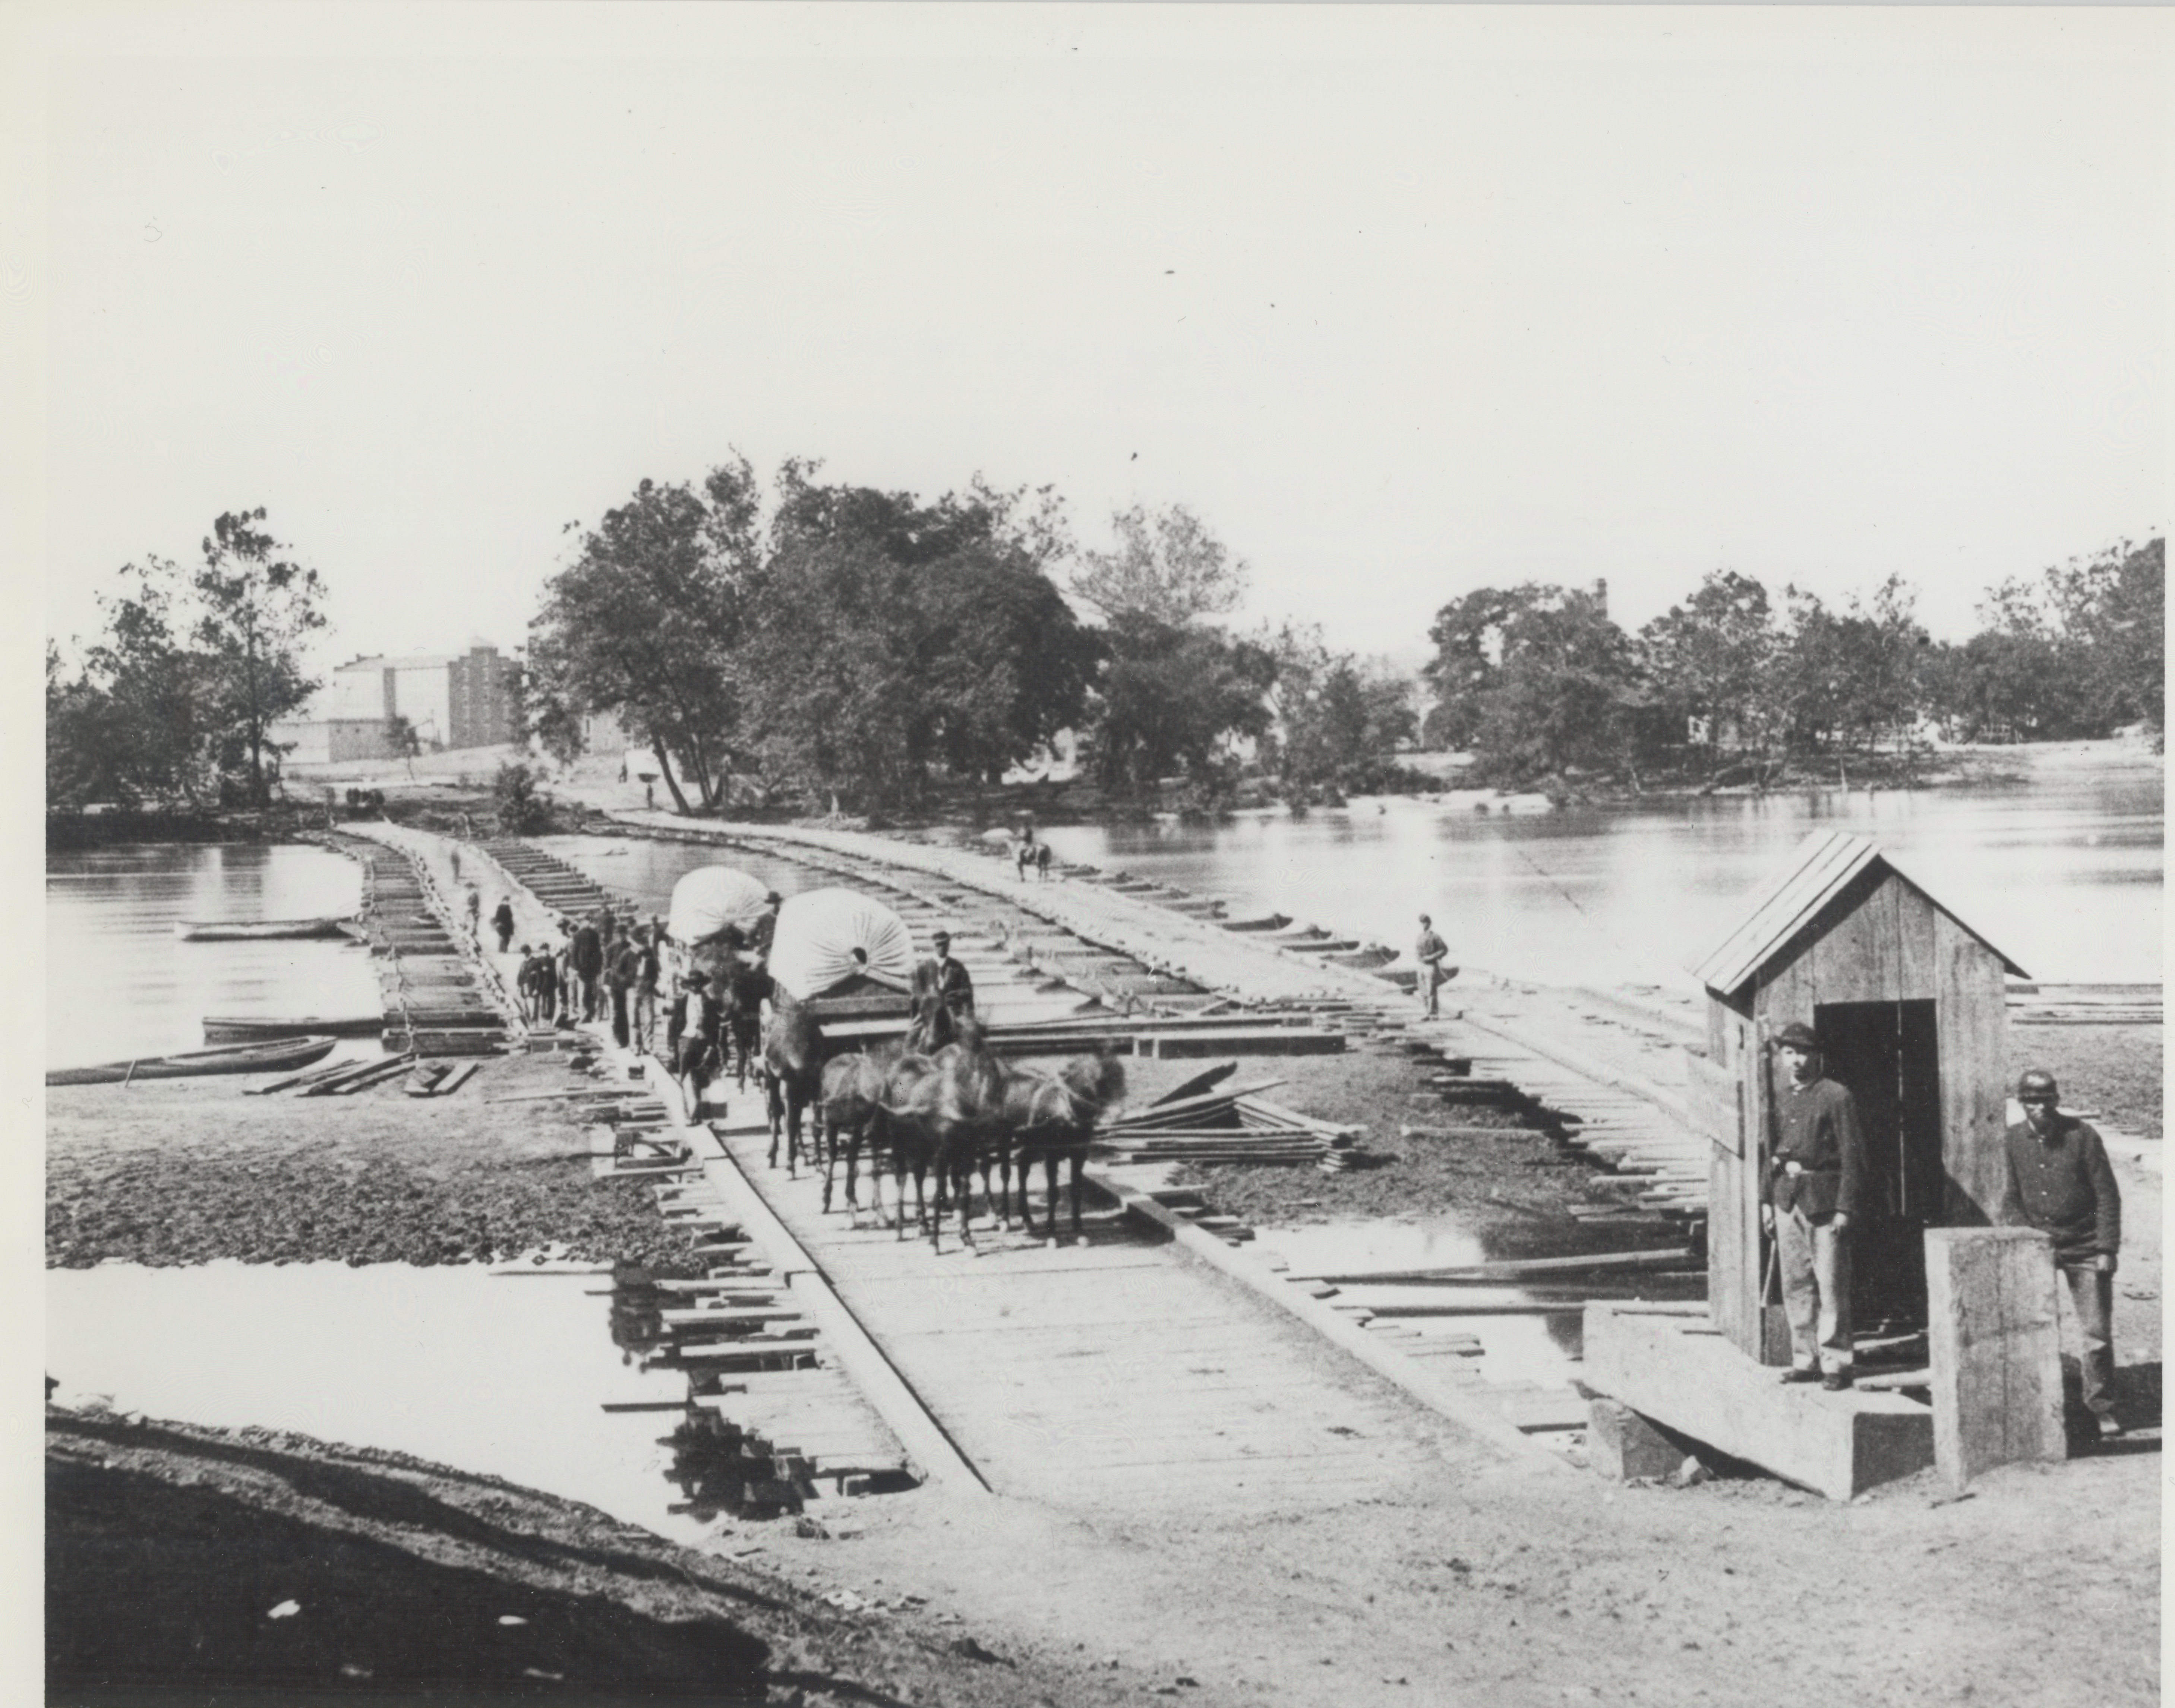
[203,1015,385,1043]
[47,1035,340,1087]
[177,917,354,943]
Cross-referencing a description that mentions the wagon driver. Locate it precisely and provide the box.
[1762,1021,1865,1389]
[909,929,975,1050]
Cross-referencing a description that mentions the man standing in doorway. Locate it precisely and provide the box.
[1414,915,1454,1018]
[1762,1021,1865,1389]
[2002,1068,2124,1438]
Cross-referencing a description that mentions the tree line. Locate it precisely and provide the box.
[46,509,327,809]
[1425,539,2164,788]
[45,481,2162,817]
[523,461,1415,813]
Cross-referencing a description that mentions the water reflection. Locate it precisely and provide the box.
[46,1261,724,1544]
[45,844,382,1071]
[1252,1216,1707,1388]
[1035,743,2163,988]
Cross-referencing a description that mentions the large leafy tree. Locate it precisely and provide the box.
[2042,537,2164,735]
[1073,504,1277,799]
[48,510,323,808]
[525,464,758,812]
[742,472,1095,809]
[1423,583,1639,781]
[189,509,327,803]
[1763,577,1930,760]
[1084,613,1276,794]
[1263,625,1417,797]
[1638,570,1778,765]
[1071,502,1249,626]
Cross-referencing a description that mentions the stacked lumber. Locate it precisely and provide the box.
[2006,982,2161,1025]
[1095,1075,1363,1171]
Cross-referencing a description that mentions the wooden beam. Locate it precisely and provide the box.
[1584,1303,1934,1500]
[1924,1228,2066,1486]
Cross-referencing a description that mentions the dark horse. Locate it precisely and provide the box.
[874,1047,944,1242]
[691,931,763,1089]
[820,1045,896,1221]
[1002,1049,1126,1242]
[924,1018,1009,1254]
[762,987,826,1177]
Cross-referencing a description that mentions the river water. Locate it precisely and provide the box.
[1032,740,2165,991]
[41,747,2163,1482]
[44,843,384,1073]
[45,1262,718,1544]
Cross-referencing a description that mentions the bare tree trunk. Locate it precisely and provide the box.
[651,741,692,814]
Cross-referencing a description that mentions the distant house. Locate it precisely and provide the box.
[272,642,523,764]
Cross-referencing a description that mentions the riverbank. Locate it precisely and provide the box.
[42,1057,2166,1708]
[47,1405,1130,1708]
[45,1055,703,1271]
[44,804,2164,1705]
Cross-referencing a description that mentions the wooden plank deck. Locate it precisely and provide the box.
[703,1112,1475,1512]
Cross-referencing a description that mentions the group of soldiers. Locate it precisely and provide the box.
[1763,1022,2124,1437]
[485,889,787,1058]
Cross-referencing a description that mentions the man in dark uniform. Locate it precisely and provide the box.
[569,914,605,1022]
[908,929,975,1049]
[532,938,559,1029]
[492,897,516,953]
[604,927,640,1049]
[1761,1021,1865,1389]
[2001,1068,2124,1437]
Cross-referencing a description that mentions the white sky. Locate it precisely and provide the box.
[10,3,2171,678]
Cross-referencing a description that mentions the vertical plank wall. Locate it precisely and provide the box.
[1933,910,2011,1223]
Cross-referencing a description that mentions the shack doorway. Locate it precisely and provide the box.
[1812,999,1944,1331]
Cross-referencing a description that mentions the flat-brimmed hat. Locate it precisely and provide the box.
[1771,1022,1819,1051]
[764,891,784,905]
[685,970,710,988]
[931,929,952,945]
[2017,1069,2059,1103]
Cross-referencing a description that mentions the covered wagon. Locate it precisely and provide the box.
[767,887,917,1021]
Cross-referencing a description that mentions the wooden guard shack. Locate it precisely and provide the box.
[1686,830,2026,1362]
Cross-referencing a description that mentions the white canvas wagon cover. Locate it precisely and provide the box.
[767,887,915,1001]
[666,865,772,946]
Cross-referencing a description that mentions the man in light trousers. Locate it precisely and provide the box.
[1761,1021,1865,1390]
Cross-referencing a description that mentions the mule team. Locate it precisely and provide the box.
[664,916,1124,1254]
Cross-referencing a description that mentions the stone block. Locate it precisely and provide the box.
[1586,1397,1686,1482]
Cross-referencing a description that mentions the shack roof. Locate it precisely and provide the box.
[1691,829,2026,997]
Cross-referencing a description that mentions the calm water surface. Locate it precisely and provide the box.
[45,844,382,1071]
[1036,743,2163,991]
[47,1263,717,1544]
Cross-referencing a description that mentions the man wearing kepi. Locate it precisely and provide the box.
[2001,1069,2124,1438]
[1761,1021,1865,1390]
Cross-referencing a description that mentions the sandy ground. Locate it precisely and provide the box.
[44,1018,2164,1706]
